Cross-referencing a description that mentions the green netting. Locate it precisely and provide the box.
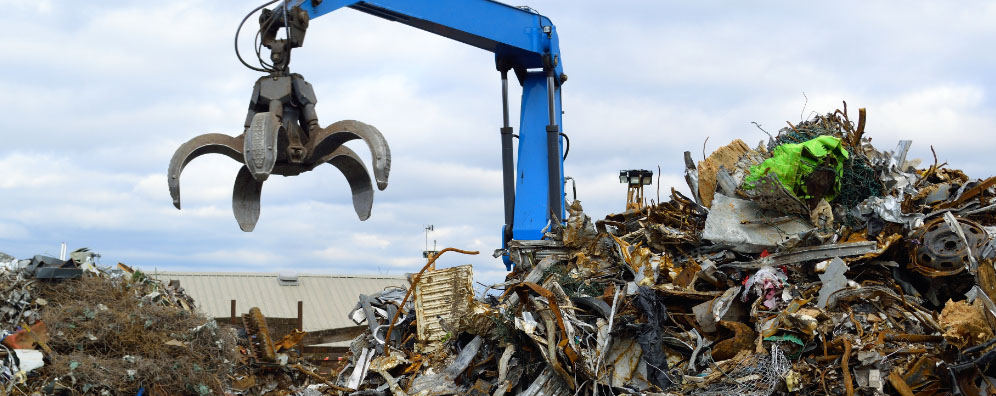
[766,113,884,219]
[835,156,882,207]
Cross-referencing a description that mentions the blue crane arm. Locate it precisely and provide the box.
[291,0,564,78]
[288,0,567,269]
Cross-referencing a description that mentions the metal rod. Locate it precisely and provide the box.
[231,299,237,325]
[545,68,562,226]
[500,70,515,237]
[501,71,510,129]
[546,71,557,126]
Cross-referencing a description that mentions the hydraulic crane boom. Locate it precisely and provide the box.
[293,0,564,77]
[168,0,567,268]
[293,0,568,265]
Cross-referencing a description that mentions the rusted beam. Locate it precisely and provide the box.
[937,176,996,209]
[842,338,854,396]
[300,326,367,346]
[888,370,915,396]
[297,300,303,331]
[851,108,866,147]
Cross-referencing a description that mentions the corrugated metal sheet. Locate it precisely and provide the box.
[413,265,473,346]
[150,272,406,332]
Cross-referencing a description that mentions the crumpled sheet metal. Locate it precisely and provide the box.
[816,257,848,308]
[740,173,810,216]
[982,227,996,260]
[702,193,813,253]
[693,286,743,333]
[349,287,406,325]
[602,337,651,391]
[852,195,925,229]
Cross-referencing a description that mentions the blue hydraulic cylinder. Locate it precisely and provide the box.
[512,71,564,242]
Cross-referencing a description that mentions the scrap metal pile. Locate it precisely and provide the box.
[336,105,996,396]
[0,104,993,395]
[0,251,335,395]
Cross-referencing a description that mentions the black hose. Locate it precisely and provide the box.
[559,132,570,161]
[235,0,280,72]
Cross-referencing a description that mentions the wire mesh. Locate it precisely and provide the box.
[691,344,791,396]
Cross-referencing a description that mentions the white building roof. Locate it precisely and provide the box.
[150,271,407,332]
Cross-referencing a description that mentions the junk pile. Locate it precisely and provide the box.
[0,250,335,395]
[336,105,996,396]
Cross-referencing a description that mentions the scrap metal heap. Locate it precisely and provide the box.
[334,104,996,396]
[0,252,331,395]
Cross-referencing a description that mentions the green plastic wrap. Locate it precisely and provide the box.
[744,135,849,201]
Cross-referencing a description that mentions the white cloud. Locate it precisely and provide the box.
[350,233,392,249]
[0,222,30,240]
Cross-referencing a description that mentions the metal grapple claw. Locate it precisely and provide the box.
[244,112,281,182]
[321,146,375,221]
[168,133,245,209]
[310,120,392,191]
[168,116,390,231]
[169,9,390,231]
[232,166,263,232]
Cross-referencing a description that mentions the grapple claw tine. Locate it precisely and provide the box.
[310,120,391,191]
[233,166,264,232]
[167,133,244,209]
[244,112,281,182]
[319,145,374,221]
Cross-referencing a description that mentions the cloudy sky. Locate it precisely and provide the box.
[1,1,994,286]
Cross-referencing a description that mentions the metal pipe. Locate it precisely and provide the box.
[500,70,515,238]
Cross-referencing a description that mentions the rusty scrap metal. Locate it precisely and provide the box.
[936,176,996,209]
[243,307,276,362]
[506,282,579,364]
[413,264,474,348]
[384,247,479,347]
